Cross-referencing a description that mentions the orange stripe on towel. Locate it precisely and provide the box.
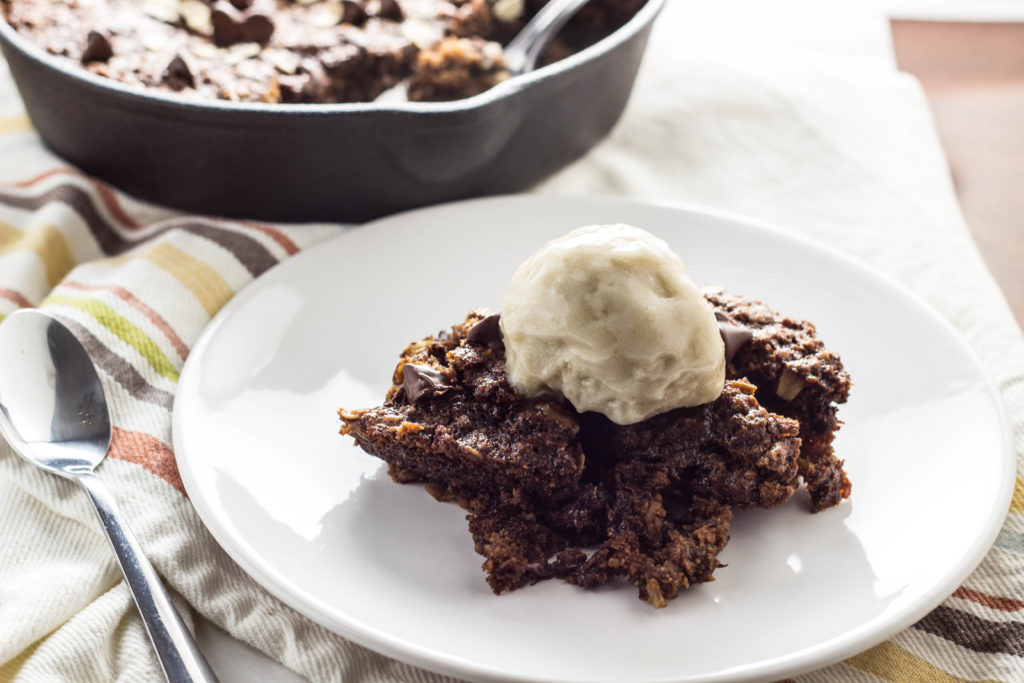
[954,586,1024,613]
[109,427,184,493]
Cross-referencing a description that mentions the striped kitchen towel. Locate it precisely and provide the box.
[2,2,1024,681]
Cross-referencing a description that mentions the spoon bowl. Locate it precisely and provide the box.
[0,310,110,477]
[0,308,218,682]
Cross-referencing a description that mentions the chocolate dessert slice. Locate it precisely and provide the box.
[704,290,852,511]
[340,305,816,606]
[339,321,584,505]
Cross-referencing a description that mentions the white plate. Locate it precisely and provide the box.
[173,196,1014,683]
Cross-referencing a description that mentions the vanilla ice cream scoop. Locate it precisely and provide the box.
[500,224,725,425]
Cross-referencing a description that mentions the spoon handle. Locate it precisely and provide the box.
[77,473,220,683]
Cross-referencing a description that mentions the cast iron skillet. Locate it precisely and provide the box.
[0,0,664,222]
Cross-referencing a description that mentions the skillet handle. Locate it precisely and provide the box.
[504,0,592,74]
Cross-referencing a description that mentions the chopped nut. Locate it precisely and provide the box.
[191,42,221,59]
[776,369,806,401]
[405,339,433,356]
[142,0,181,23]
[480,41,503,69]
[226,41,262,64]
[181,0,213,34]
[728,379,757,395]
[461,445,483,461]
[491,0,524,23]
[140,31,169,51]
[373,82,410,103]
[397,421,425,437]
[309,1,343,28]
[645,579,666,608]
[264,48,299,74]
[337,408,363,421]
[402,0,441,20]
[533,401,578,433]
[402,18,443,49]
[237,58,266,79]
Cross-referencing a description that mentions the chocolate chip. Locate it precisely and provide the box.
[211,1,275,46]
[715,311,753,363]
[81,31,113,64]
[375,0,403,21]
[466,313,504,351]
[402,364,451,402]
[341,0,368,25]
[229,0,254,9]
[163,55,195,90]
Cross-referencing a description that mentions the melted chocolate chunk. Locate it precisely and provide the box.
[81,31,113,64]
[211,1,275,46]
[715,311,753,363]
[402,363,451,402]
[163,55,195,90]
[319,43,365,77]
[466,313,504,351]
[229,0,254,10]
[375,0,403,21]
[341,0,368,25]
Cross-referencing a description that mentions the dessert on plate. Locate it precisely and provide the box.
[339,224,851,607]
[2,0,647,103]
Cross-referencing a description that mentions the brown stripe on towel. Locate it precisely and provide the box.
[0,183,123,254]
[914,605,1024,657]
[57,315,176,411]
[11,168,141,230]
[179,221,279,278]
[240,220,301,256]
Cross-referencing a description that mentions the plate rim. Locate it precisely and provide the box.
[173,194,1017,683]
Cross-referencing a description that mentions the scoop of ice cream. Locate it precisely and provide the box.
[500,224,725,425]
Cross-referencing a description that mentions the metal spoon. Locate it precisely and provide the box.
[503,0,593,75]
[0,309,218,683]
